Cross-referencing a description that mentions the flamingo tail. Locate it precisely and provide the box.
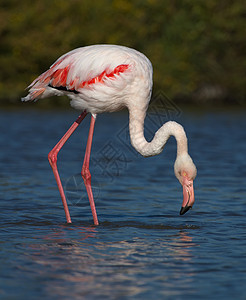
[21,87,46,102]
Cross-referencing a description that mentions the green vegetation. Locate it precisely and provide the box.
[1,0,245,105]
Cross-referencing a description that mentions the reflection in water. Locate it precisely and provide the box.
[168,231,196,262]
[43,224,98,242]
[26,225,198,298]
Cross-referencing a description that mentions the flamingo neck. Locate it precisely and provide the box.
[128,108,188,158]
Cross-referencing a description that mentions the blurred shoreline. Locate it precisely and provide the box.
[1,1,244,106]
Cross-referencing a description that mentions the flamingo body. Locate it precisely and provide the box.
[23,45,153,114]
[22,44,197,225]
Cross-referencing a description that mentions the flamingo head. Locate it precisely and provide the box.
[174,153,197,215]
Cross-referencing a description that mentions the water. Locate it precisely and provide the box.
[0,107,246,299]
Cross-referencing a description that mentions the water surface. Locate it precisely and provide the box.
[0,107,246,299]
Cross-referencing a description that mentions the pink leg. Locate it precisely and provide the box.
[48,111,88,223]
[81,115,99,225]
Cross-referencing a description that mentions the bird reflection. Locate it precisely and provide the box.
[26,224,198,298]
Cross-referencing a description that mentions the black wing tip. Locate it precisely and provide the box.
[48,84,79,94]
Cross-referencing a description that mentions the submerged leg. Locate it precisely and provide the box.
[81,114,99,225]
[48,111,88,223]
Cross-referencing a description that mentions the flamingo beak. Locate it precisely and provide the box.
[180,175,195,215]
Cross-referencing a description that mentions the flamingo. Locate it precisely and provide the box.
[22,44,197,225]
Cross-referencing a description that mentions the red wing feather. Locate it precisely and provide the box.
[25,62,129,102]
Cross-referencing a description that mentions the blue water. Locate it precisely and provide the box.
[0,105,246,299]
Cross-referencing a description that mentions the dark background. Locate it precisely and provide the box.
[1,0,245,106]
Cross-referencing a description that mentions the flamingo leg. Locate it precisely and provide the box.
[81,115,99,226]
[48,111,88,223]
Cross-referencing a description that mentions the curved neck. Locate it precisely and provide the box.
[128,109,188,157]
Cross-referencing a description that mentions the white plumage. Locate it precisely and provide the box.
[23,45,152,114]
[22,44,197,224]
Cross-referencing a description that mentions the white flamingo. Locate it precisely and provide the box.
[22,44,197,225]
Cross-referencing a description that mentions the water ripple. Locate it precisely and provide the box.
[1,109,246,299]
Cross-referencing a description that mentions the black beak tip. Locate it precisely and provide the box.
[180,206,192,215]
